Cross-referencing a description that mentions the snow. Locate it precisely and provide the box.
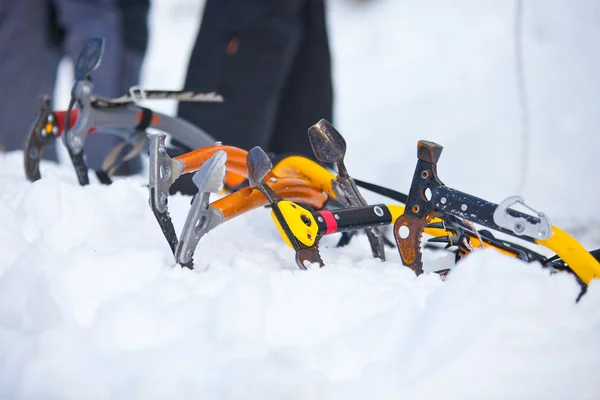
[2,0,600,399]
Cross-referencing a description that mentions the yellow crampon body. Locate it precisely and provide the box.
[271,201,318,248]
[270,200,600,285]
[537,227,600,285]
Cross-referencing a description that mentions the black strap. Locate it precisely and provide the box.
[95,170,112,185]
[335,230,395,249]
[353,178,408,204]
[135,107,153,131]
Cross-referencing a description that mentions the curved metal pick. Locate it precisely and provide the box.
[307,119,347,164]
[193,150,227,194]
[74,38,105,81]
[247,146,273,189]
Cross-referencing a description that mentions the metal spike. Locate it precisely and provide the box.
[296,245,324,269]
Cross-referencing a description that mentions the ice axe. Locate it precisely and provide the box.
[174,150,227,269]
[247,146,324,269]
[148,133,184,254]
[63,38,106,185]
[307,119,386,261]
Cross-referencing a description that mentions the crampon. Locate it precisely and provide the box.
[242,121,600,299]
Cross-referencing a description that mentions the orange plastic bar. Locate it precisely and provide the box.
[175,145,250,177]
[213,178,328,221]
[175,147,335,186]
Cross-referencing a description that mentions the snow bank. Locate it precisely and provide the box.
[1,152,599,399]
[2,0,599,398]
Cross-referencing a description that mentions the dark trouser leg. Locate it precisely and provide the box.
[0,0,60,161]
[177,0,306,151]
[268,0,333,158]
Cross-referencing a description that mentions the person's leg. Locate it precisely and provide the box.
[0,0,60,160]
[268,0,333,157]
[53,0,148,174]
[177,0,306,151]
[102,0,148,175]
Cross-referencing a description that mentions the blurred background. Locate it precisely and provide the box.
[41,0,600,244]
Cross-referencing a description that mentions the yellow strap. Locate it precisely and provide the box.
[537,226,600,285]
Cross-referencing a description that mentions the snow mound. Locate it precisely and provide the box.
[1,153,599,399]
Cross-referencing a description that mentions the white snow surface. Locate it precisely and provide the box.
[2,0,600,399]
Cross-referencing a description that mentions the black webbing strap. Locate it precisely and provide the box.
[353,178,408,204]
[95,170,112,185]
[135,107,153,131]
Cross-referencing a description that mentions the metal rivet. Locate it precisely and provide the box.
[441,197,447,204]
[515,223,525,233]
[374,206,384,217]
[461,204,467,212]
[334,214,340,220]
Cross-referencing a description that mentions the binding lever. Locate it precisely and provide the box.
[148,133,185,255]
[247,146,324,269]
[493,196,552,240]
[174,151,227,269]
[308,119,386,261]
